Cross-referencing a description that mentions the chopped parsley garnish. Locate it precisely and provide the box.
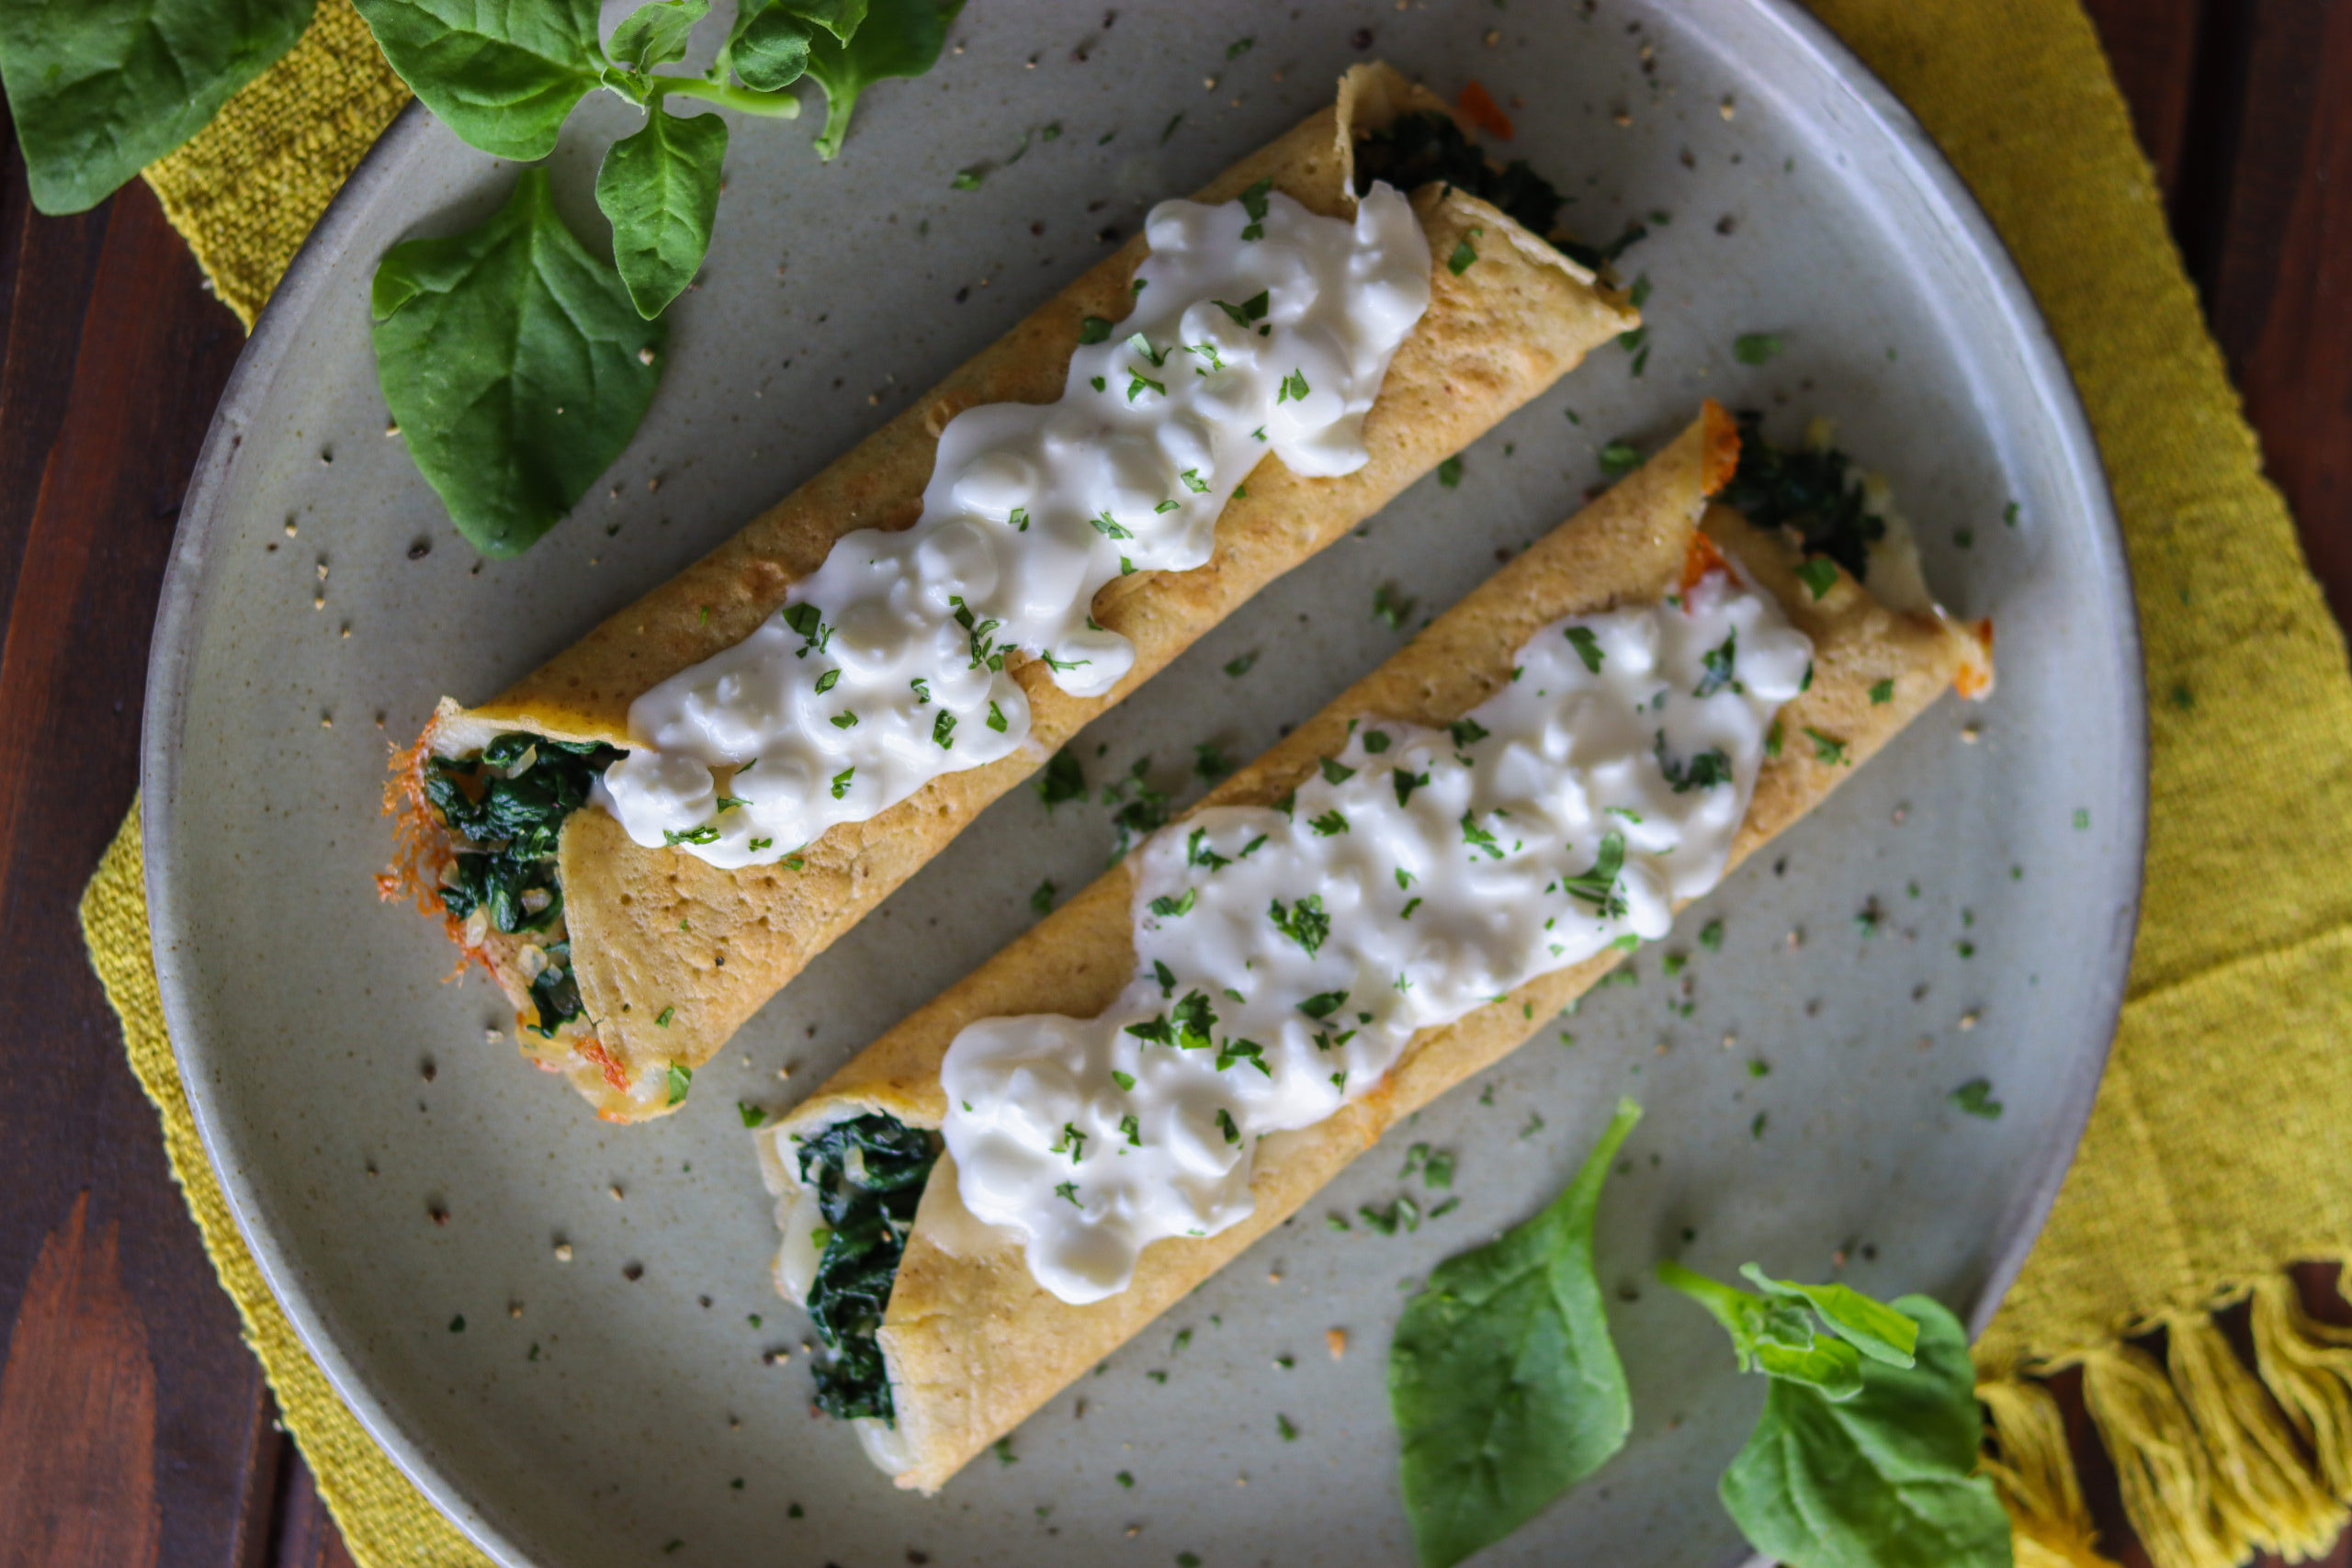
[664,1064,692,1105]
[1152,959,1177,998]
[1869,678,1895,705]
[830,710,858,729]
[1214,290,1271,328]
[1051,1122,1088,1162]
[814,668,841,694]
[1125,331,1166,367]
[1374,582,1417,629]
[1149,888,1197,919]
[1794,558,1840,600]
[910,676,930,704]
[1564,626,1605,672]
[933,711,956,749]
[986,701,1009,733]
[1699,918,1724,952]
[1598,440,1642,478]
[663,823,721,846]
[1126,372,1166,401]
[715,795,751,812]
[1364,729,1392,753]
[1298,989,1350,1020]
[1193,742,1234,782]
[1319,757,1356,784]
[1655,732,1734,792]
[1224,651,1259,678]
[1393,768,1430,807]
[1277,368,1310,402]
[1448,716,1490,749]
[1459,811,1504,860]
[1437,455,1464,488]
[1056,1180,1081,1206]
[1077,314,1112,344]
[1565,832,1628,918]
[1089,510,1134,539]
[1216,1109,1242,1145]
[782,602,829,655]
[1119,1112,1142,1145]
[1447,231,1481,276]
[1216,1038,1270,1077]
[1186,829,1229,871]
[1309,809,1350,837]
[829,766,855,798]
[1804,728,1850,766]
[1694,631,1738,697]
[1765,719,1784,759]
[1950,1079,2003,1120]
[1269,894,1330,956]
[1181,468,1211,493]
[1238,176,1272,240]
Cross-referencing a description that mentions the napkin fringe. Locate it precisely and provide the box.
[1984,1271,2352,1568]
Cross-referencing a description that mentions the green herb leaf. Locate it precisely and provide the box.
[801,0,961,161]
[1389,1100,1642,1568]
[1564,626,1604,673]
[1736,1265,1921,1369]
[0,0,314,214]
[370,169,663,557]
[608,0,709,71]
[1795,557,1841,600]
[664,1063,693,1105]
[1720,1293,2010,1568]
[1733,332,1784,365]
[1598,440,1642,478]
[353,0,603,161]
[738,1100,768,1128]
[1436,455,1464,489]
[1077,314,1114,344]
[594,105,729,319]
[1951,1078,2004,1120]
[1446,229,1481,276]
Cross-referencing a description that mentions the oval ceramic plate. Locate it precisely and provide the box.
[145,2,2143,1563]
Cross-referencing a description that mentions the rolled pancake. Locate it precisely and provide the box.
[755,403,1994,1493]
[386,62,1638,1120]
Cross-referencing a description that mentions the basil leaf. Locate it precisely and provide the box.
[352,0,604,160]
[803,0,960,161]
[1720,1294,2010,1568]
[1389,1099,1642,1568]
[0,0,313,213]
[595,106,729,318]
[371,168,665,557]
[1739,1264,1921,1369]
[607,0,709,71]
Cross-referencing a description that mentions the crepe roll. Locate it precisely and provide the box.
[753,401,1995,1492]
[383,62,1639,1121]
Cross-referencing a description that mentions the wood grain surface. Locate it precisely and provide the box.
[0,5,2345,1563]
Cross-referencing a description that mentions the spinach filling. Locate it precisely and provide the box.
[424,731,621,1036]
[1353,111,1566,241]
[1717,411,1884,581]
[797,1113,939,1424]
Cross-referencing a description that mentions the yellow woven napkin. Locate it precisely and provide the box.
[81,4,2352,1566]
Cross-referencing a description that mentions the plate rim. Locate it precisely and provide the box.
[140,6,2147,1562]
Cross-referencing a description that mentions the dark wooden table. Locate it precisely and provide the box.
[1,5,2345,1564]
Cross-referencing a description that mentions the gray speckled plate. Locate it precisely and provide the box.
[143,2,2143,1564]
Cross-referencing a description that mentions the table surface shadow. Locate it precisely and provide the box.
[0,2,2347,1564]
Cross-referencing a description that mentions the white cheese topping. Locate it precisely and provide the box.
[596,183,1432,866]
[937,566,1815,1305]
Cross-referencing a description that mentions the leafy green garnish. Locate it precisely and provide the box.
[1563,832,1627,918]
[1951,1079,2004,1120]
[1374,582,1418,630]
[1693,631,1738,698]
[1268,895,1330,957]
[1598,440,1642,478]
[1035,747,1087,808]
[1389,1100,1642,1568]
[370,169,664,557]
[1733,332,1784,365]
[1655,733,1734,793]
[595,104,729,318]
[1446,231,1481,276]
[1563,626,1604,673]
[801,0,962,161]
[664,1063,693,1105]
[0,0,314,214]
[354,0,603,159]
[1659,1263,2008,1567]
[797,1113,936,1422]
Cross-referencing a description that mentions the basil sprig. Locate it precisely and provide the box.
[1388,1100,1642,1568]
[1659,1261,2012,1567]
